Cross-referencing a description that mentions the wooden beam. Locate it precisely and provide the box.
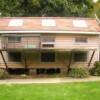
[0,50,8,71]
[23,51,28,69]
[88,50,96,67]
[68,52,73,72]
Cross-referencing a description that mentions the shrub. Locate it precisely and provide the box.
[90,61,100,76]
[68,67,89,78]
[0,69,9,79]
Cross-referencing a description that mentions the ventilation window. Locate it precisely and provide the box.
[8,68,29,75]
[73,20,88,28]
[42,19,56,26]
[8,19,23,26]
[36,68,60,75]
[42,44,54,48]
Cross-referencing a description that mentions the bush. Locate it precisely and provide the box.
[90,61,100,76]
[0,69,9,79]
[68,67,89,78]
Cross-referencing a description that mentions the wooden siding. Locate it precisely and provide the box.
[0,34,99,69]
[55,35,99,50]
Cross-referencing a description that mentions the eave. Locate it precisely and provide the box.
[0,30,99,35]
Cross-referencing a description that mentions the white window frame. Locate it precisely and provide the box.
[75,37,88,43]
[8,36,21,43]
[41,36,55,48]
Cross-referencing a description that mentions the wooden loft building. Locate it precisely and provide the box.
[0,17,99,76]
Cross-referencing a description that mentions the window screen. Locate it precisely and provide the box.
[41,36,55,48]
[8,52,21,62]
[41,36,55,42]
[8,36,21,43]
[75,37,87,43]
[41,52,55,62]
[73,52,87,62]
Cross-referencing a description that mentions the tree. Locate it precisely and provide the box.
[0,0,23,16]
[94,0,100,18]
[0,0,96,17]
[28,0,94,17]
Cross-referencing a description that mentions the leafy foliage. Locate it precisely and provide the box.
[0,0,96,17]
[90,61,100,76]
[93,0,100,18]
[0,69,9,79]
[68,67,89,78]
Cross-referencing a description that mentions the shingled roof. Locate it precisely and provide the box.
[0,17,99,34]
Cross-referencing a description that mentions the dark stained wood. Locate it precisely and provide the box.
[88,50,96,67]
[68,51,73,72]
[23,51,28,69]
[0,50,8,71]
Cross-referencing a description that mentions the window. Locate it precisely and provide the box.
[41,36,55,48]
[41,36,55,42]
[73,52,87,62]
[8,52,21,62]
[41,52,55,62]
[8,36,21,43]
[75,37,87,43]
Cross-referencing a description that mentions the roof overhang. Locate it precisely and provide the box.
[0,30,99,35]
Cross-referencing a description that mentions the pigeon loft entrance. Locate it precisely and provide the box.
[36,68,61,75]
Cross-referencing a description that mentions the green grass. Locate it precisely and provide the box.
[0,82,100,100]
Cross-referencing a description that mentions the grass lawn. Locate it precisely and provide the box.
[0,82,100,100]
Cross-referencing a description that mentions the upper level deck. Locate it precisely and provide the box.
[0,34,99,50]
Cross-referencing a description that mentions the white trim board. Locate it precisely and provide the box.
[0,30,99,34]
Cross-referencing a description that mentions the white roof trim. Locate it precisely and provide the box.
[0,30,99,34]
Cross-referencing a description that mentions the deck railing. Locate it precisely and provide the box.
[1,38,41,49]
[1,38,55,50]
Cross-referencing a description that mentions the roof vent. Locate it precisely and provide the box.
[73,20,88,28]
[42,19,56,26]
[8,19,23,26]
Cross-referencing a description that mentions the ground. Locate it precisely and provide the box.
[0,81,100,100]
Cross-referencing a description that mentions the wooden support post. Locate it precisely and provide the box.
[68,51,72,72]
[88,50,95,67]
[23,51,28,69]
[0,50,8,71]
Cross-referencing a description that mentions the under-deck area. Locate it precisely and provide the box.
[0,49,97,76]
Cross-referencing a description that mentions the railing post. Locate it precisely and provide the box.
[68,51,73,72]
[0,50,8,71]
[23,50,28,69]
[88,50,96,67]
